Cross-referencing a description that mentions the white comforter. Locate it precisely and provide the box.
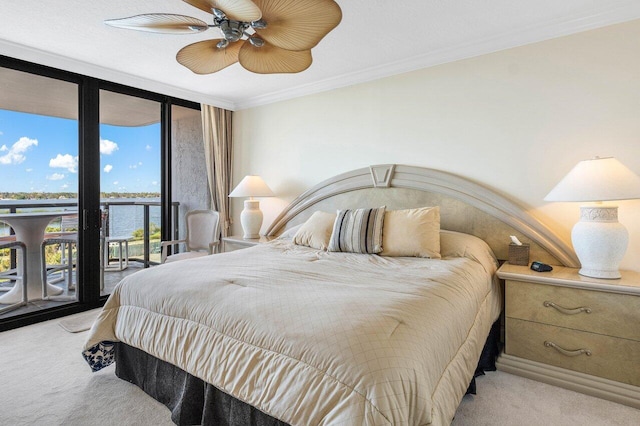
[84,239,501,426]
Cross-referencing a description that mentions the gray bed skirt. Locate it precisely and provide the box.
[115,320,501,425]
[115,343,289,426]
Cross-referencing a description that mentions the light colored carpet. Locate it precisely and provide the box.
[1,309,639,426]
[453,372,640,426]
[58,311,99,333]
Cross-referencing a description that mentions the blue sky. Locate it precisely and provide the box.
[0,109,160,193]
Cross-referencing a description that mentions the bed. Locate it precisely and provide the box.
[83,164,578,426]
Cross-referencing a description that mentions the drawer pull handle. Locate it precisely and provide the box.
[544,340,592,357]
[543,301,591,315]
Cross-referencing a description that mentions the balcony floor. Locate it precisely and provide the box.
[0,261,147,319]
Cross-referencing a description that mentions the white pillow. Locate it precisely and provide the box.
[277,224,302,240]
[440,230,498,274]
[293,211,336,250]
[380,206,441,258]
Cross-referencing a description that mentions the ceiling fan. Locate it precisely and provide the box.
[104,0,342,75]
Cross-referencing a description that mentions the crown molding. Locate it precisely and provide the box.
[235,4,640,110]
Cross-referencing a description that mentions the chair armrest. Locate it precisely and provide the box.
[161,239,186,248]
[161,239,186,263]
[208,241,220,254]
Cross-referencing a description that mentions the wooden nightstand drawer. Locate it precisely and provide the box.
[506,318,640,386]
[498,264,640,409]
[506,280,640,341]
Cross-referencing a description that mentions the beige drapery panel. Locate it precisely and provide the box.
[201,104,233,238]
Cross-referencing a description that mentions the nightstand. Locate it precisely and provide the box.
[496,263,640,409]
[222,235,275,252]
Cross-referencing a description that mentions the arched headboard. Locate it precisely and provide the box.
[265,164,579,267]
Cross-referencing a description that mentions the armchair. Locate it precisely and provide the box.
[161,210,220,263]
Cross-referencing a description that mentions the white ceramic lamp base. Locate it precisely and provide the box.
[240,199,263,239]
[572,206,628,279]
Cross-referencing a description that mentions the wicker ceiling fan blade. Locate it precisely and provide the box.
[176,39,242,74]
[104,14,209,34]
[183,0,262,22]
[253,0,342,51]
[238,41,312,74]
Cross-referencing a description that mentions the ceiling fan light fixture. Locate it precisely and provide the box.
[220,20,247,42]
[216,39,230,49]
[212,8,226,19]
[248,36,264,47]
[251,19,267,30]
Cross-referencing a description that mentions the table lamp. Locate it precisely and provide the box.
[544,157,640,279]
[229,175,274,239]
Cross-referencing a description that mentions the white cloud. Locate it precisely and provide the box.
[0,137,38,165]
[61,183,69,189]
[103,164,113,173]
[47,173,65,180]
[113,181,119,185]
[100,139,119,155]
[25,168,33,172]
[145,145,151,151]
[151,181,158,186]
[49,153,78,173]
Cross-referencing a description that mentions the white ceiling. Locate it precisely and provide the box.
[2,1,640,111]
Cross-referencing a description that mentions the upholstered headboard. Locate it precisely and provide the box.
[265,164,579,267]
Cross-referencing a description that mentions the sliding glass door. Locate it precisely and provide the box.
[0,66,80,314]
[0,56,201,331]
[99,89,161,296]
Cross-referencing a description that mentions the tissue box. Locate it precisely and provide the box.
[508,243,530,266]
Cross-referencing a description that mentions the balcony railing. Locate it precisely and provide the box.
[0,199,179,269]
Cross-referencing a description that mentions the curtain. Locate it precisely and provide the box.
[201,104,233,239]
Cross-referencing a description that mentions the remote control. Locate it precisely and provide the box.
[530,261,553,272]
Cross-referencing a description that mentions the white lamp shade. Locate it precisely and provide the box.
[229,175,274,198]
[545,157,640,202]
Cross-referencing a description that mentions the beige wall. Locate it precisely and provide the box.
[233,19,640,272]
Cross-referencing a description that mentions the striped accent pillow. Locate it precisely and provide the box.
[328,207,386,253]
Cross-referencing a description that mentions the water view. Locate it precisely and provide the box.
[0,198,162,238]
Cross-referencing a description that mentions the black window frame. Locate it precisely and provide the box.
[0,55,200,331]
